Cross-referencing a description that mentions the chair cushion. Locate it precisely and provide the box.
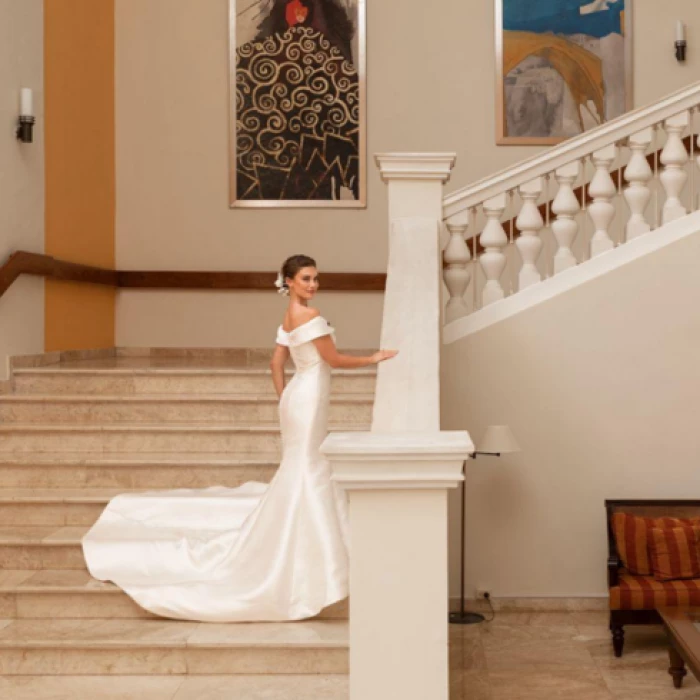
[649,526,700,581]
[610,571,700,610]
[611,513,700,576]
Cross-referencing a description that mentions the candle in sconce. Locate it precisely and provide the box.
[676,20,686,43]
[20,88,33,117]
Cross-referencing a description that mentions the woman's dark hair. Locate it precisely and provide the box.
[282,254,317,287]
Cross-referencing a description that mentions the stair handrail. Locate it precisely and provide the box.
[443,80,700,220]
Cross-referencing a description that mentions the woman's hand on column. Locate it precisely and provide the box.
[371,349,399,364]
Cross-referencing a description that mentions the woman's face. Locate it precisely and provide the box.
[287,266,319,301]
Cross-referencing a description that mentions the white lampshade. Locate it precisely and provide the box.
[477,425,520,455]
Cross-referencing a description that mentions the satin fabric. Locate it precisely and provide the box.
[82,316,350,622]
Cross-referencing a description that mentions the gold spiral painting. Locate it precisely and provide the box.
[230,1,365,207]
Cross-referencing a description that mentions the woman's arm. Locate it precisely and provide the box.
[270,344,290,398]
[312,335,397,369]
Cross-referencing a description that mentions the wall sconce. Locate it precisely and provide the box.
[675,20,687,63]
[449,425,521,626]
[16,88,35,143]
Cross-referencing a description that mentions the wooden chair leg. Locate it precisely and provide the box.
[611,625,624,657]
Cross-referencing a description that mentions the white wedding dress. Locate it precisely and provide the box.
[82,316,349,622]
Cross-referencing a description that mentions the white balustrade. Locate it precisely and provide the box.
[443,212,471,322]
[624,127,653,240]
[551,161,581,274]
[587,144,618,257]
[440,81,700,326]
[480,194,508,305]
[660,111,690,223]
[515,178,544,289]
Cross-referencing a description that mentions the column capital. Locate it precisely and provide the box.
[321,430,473,490]
[374,153,457,183]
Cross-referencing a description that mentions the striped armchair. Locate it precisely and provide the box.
[607,500,700,657]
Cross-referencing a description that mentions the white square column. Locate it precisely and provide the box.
[372,154,456,433]
[322,431,473,700]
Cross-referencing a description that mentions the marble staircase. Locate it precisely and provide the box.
[0,352,374,692]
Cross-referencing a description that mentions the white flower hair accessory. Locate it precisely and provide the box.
[274,272,290,296]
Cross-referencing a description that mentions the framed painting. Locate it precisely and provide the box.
[229,0,366,207]
[496,0,633,145]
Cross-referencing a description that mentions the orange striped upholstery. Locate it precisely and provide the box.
[649,526,700,581]
[611,513,700,576]
[610,571,700,610]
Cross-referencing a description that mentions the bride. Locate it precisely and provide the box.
[82,254,397,622]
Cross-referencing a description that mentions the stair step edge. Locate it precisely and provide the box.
[0,393,375,403]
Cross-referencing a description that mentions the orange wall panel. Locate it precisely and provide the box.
[44,0,115,351]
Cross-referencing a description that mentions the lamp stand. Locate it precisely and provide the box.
[449,453,499,625]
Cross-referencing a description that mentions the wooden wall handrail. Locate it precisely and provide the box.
[0,251,119,298]
[0,251,386,301]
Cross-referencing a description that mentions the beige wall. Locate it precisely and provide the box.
[443,227,700,598]
[0,0,44,380]
[117,290,384,349]
[114,0,700,348]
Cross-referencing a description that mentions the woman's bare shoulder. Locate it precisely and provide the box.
[284,306,321,331]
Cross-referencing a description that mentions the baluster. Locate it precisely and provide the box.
[660,111,690,223]
[588,144,617,257]
[507,190,515,295]
[580,158,589,260]
[480,194,507,305]
[515,177,543,289]
[691,108,696,212]
[544,175,551,278]
[697,128,700,211]
[442,212,472,322]
[551,161,581,274]
[653,125,660,228]
[624,127,653,240]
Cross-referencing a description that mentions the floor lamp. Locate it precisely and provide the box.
[449,425,520,625]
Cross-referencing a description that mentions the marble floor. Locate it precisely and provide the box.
[450,611,700,700]
[0,611,697,699]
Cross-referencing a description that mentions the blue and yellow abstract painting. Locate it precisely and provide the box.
[499,0,630,143]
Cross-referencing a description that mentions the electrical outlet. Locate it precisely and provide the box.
[476,588,490,600]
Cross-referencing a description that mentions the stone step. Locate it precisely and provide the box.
[0,453,280,489]
[0,674,349,698]
[0,488,123,526]
[0,618,349,675]
[0,423,368,453]
[0,393,374,424]
[12,367,376,396]
[0,570,348,621]
[0,526,89,570]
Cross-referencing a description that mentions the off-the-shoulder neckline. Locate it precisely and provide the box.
[279,315,327,334]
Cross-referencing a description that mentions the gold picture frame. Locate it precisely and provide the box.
[229,0,366,207]
[496,0,633,146]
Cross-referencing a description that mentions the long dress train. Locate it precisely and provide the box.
[81,316,349,622]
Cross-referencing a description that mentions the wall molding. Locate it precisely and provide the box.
[449,596,608,613]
